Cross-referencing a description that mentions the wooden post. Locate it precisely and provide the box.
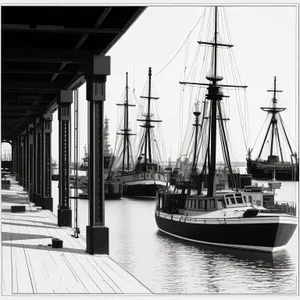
[85,55,110,254]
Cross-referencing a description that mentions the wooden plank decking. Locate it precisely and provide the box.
[1,176,152,295]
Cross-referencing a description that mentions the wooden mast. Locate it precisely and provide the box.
[180,6,247,197]
[146,67,152,163]
[191,102,201,174]
[116,72,136,173]
[138,67,162,165]
[258,76,285,160]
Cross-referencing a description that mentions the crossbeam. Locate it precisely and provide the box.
[140,96,159,100]
[137,118,162,122]
[198,41,234,47]
[116,103,136,107]
[267,89,283,93]
[179,81,248,89]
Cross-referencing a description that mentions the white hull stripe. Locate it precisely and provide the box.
[157,212,297,225]
[124,180,167,186]
[157,228,285,253]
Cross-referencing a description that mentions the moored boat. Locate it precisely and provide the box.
[155,6,297,253]
[246,77,298,181]
[114,70,168,199]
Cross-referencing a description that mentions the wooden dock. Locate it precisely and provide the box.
[1,176,152,295]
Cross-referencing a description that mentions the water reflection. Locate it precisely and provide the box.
[51,182,297,294]
[155,231,296,293]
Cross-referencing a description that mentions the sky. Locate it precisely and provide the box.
[54,4,298,166]
[1,4,298,167]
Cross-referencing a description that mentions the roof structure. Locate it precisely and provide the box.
[1,6,146,140]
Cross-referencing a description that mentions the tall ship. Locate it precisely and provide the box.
[113,70,167,199]
[155,6,297,253]
[246,77,298,181]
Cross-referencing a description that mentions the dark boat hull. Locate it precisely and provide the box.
[123,183,164,199]
[155,211,297,252]
[247,159,299,181]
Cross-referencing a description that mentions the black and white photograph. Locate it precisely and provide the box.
[1,1,299,298]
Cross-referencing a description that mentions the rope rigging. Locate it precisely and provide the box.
[153,9,208,78]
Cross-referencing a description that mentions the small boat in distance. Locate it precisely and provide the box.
[155,6,297,253]
[77,117,122,200]
[246,76,299,181]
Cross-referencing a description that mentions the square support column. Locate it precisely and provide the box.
[57,90,73,227]
[20,134,25,186]
[41,113,53,211]
[28,124,34,202]
[12,139,16,174]
[34,118,42,207]
[85,55,110,254]
[24,130,29,190]
[15,136,20,181]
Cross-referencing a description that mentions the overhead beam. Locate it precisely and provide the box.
[51,7,112,83]
[95,7,112,28]
[2,48,93,63]
[2,81,62,92]
[2,24,123,34]
[2,68,83,76]
[2,106,43,111]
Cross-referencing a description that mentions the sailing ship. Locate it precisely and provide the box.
[246,77,299,181]
[155,6,297,253]
[114,70,168,199]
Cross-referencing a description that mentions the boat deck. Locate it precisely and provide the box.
[1,176,152,295]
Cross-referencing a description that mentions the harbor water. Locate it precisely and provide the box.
[51,179,298,294]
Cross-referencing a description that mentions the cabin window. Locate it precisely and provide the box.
[176,189,182,194]
[243,196,247,203]
[146,175,149,178]
[188,200,191,209]
[218,199,226,208]
[158,175,161,180]
[226,199,230,205]
[236,197,243,204]
[200,200,206,209]
[230,197,236,204]
[210,199,215,209]
[249,195,252,204]
[141,174,144,178]
[194,200,198,209]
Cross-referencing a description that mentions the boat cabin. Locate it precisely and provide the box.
[181,192,254,216]
[157,190,255,215]
[243,185,275,208]
[135,162,161,174]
